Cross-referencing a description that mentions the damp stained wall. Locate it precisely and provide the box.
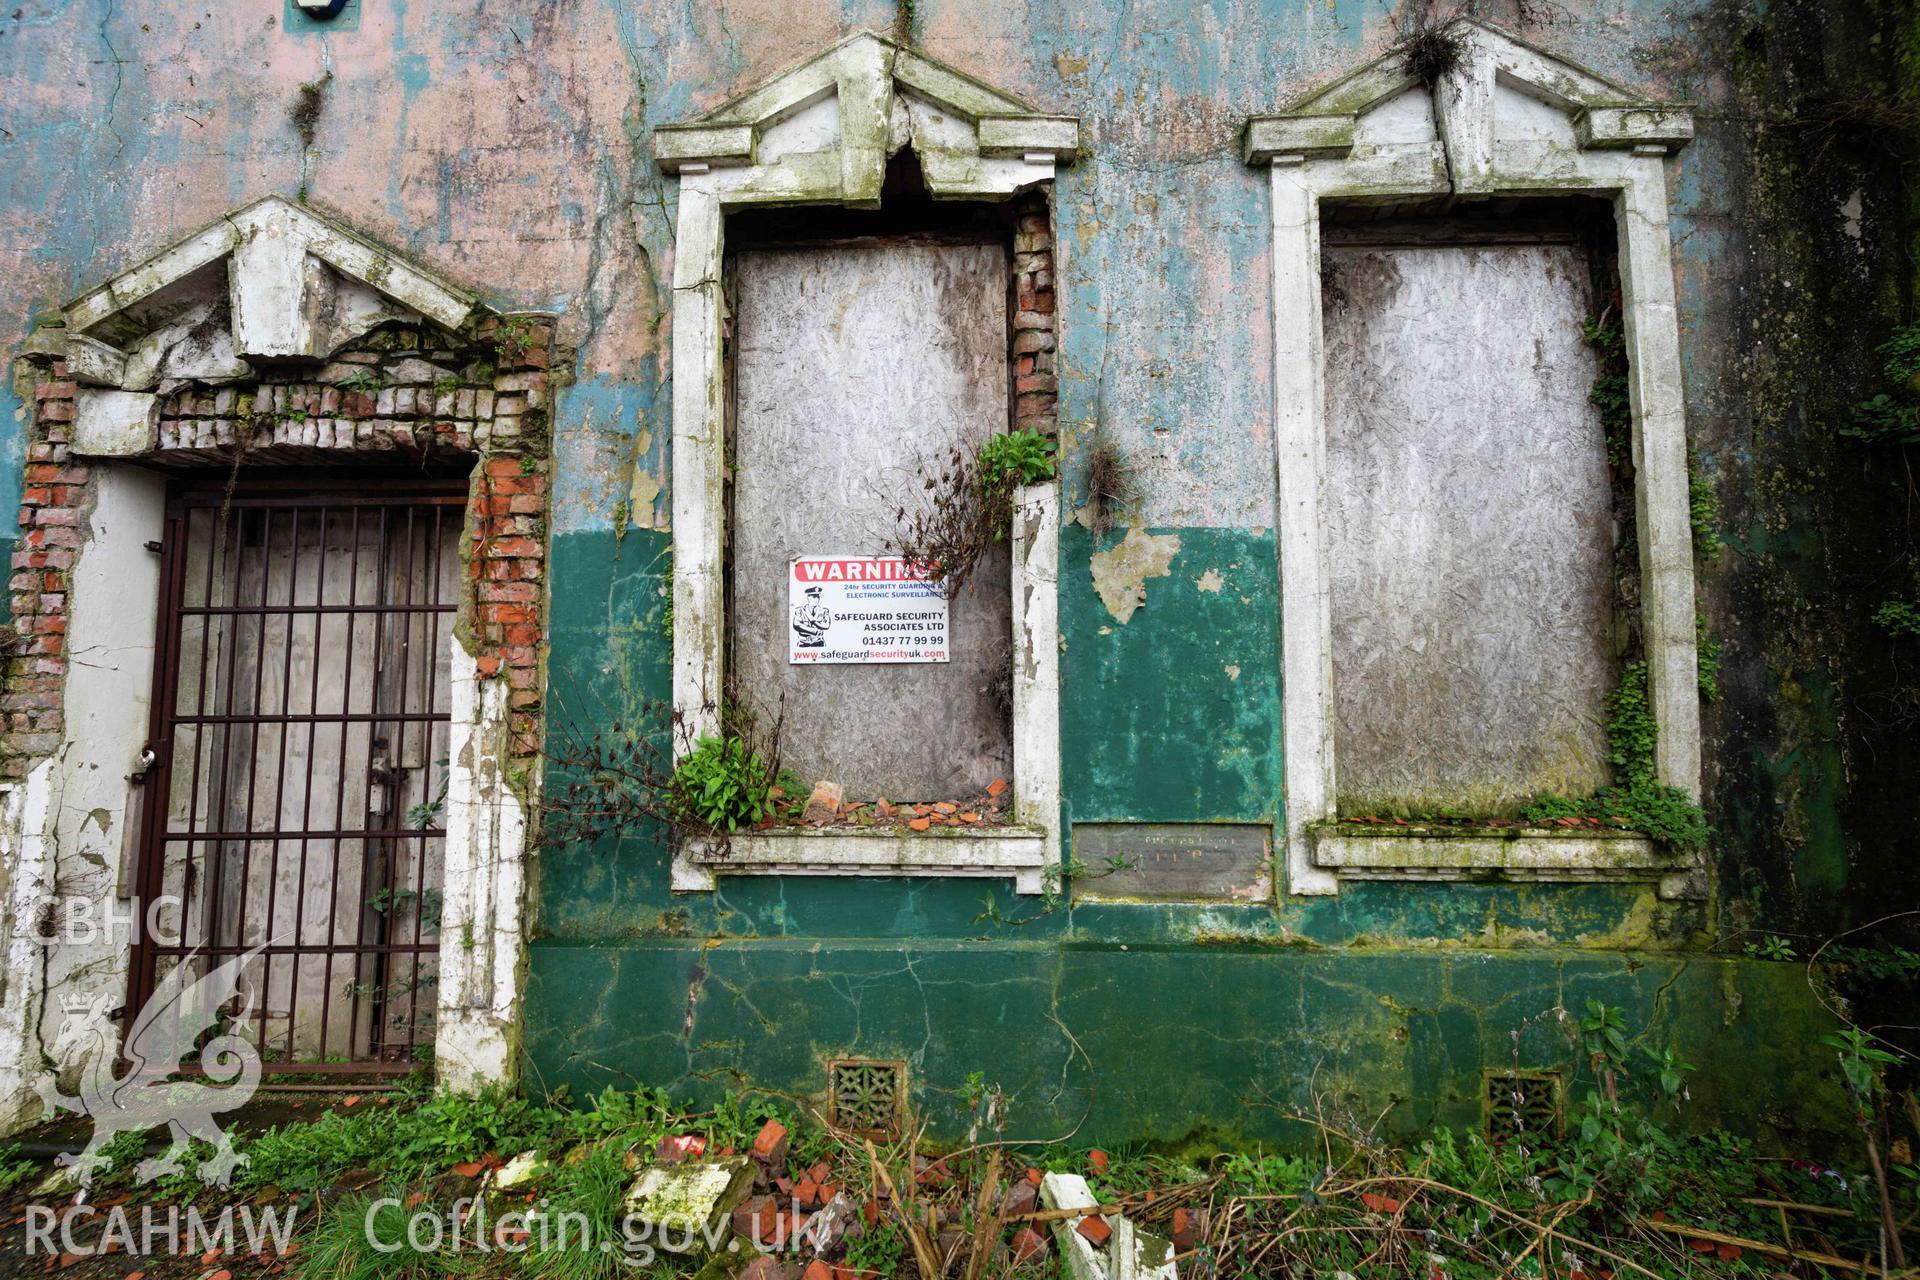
[0,0,1908,1146]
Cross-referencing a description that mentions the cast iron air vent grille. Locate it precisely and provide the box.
[828,1059,907,1138]
[1483,1070,1564,1142]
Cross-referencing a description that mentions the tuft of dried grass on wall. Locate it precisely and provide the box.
[1084,438,1136,538]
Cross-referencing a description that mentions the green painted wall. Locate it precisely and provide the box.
[528,525,1839,1146]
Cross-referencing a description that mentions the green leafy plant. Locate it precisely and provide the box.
[1520,662,1711,851]
[496,315,539,363]
[1879,324,1920,384]
[1744,933,1798,960]
[0,1143,35,1195]
[406,761,451,829]
[845,1219,907,1274]
[336,368,382,395]
[978,427,1059,492]
[671,734,778,832]
[1823,943,1920,981]
[1843,326,1920,444]
[889,429,1058,592]
[1822,1027,1899,1104]
[1873,598,1920,636]
[1583,314,1632,465]
[1696,621,1722,700]
[1688,465,1724,558]
[1843,392,1920,444]
[365,885,444,932]
[1644,1045,1696,1107]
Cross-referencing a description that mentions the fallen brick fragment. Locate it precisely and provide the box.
[1001,1178,1038,1216]
[1013,1226,1050,1262]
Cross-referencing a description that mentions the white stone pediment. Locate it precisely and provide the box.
[39,195,478,391]
[1244,21,1692,169]
[652,31,1078,204]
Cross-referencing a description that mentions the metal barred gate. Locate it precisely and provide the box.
[128,473,466,1073]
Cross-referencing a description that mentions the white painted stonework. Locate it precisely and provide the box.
[70,388,158,456]
[434,646,533,1088]
[656,31,1075,894]
[0,760,58,1134]
[0,469,165,1134]
[1245,23,1703,897]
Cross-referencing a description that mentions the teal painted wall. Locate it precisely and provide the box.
[2,0,1908,1143]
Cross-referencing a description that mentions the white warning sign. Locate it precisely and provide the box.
[789,556,949,664]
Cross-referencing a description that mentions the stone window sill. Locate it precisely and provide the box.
[676,826,1049,894]
[1310,824,1701,899]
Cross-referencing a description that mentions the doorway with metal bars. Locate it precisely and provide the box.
[127,468,469,1074]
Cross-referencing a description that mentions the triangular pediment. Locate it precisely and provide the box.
[1245,21,1691,163]
[652,32,1076,201]
[35,195,479,390]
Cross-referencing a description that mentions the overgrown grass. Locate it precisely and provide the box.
[16,992,1907,1280]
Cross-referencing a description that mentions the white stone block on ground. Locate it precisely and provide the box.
[1041,1170,1178,1280]
[626,1156,754,1254]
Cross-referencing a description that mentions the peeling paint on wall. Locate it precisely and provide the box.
[1089,527,1178,624]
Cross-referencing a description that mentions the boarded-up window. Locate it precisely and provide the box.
[728,241,1012,800]
[1321,231,1614,814]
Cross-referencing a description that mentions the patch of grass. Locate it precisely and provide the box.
[298,1192,472,1280]
[243,1083,556,1192]
[0,1144,35,1195]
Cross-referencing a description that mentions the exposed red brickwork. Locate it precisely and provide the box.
[1012,192,1057,436]
[1,313,556,781]
[3,361,85,776]
[467,314,554,761]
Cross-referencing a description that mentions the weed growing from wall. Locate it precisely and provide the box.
[1689,464,1724,558]
[1697,618,1723,701]
[888,428,1057,593]
[1873,599,1920,636]
[1583,314,1632,466]
[543,678,802,853]
[1083,436,1136,538]
[1844,325,1920,444]
[1522,662,1711,850]
[289,70,333,147]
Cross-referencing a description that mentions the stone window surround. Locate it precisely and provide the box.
[654,33,1077,894]
[1243,24,1705,899]
[0,198,549,1134]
